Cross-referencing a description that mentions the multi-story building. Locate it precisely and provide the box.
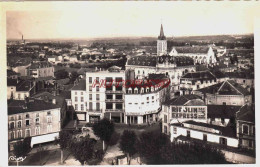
[71,67,125,123]
[162,95,207,135]
[236,105,255,150]
[179,71,217,95]
[125,25,196,95]
[124,74,170,124]
[169,46,217,65]
[8,98,62,150]
[26,62,54,78]
[193,80,252,106]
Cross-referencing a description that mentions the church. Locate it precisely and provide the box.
[125,24,196,94]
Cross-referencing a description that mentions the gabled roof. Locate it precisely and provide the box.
[195,80,250,96]
[164,94,204,106]
[16,80,34,91]
[174,46,210,54]
[181,71,216,80]
[28,61,53,69]
[71,79,86,91]
[236,105,255,123]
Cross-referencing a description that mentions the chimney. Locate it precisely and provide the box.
[52,98,56,104]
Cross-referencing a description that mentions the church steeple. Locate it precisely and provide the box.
[158,24,166,40]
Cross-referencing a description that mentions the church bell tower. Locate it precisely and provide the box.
[157,24,167,56]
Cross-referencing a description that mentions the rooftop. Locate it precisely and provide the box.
[174,46,210,54]
[164,94,204,106]
[8,99,60,115]
[27,61,53,69]
[236,105,255,123]
[195,80,251,96]
[16,80,34,91]
[181,71,216,80]
[71,79,86,91]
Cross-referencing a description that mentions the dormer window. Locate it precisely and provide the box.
[26,114,29,119]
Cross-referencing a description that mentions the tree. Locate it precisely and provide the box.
[55,69,69,79]
[13,137,31,166]
[55,130,73,164]
[137,131,170,164]
[69,136,96,165]
[119,130,137,164]
[92,118,114,150]
[160,142,228,164]
[107,131,120,147]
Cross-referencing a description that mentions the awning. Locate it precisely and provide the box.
[31,132,59,147]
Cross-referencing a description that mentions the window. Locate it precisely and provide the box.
[219,137,227,145]
[75,96,78,102]
[89,77,92,83]
[47,111,51,115]
[187,130,190,138]
[96,86,99,91]
[116,94,122,99]
[252,126,255,136]
[242,124,249,135]
[10,122,15,129]
[35,127,40,135]
[47,117,52,123]
[106,77,113,82]
[25,129,30,137]
[134,89,138,94]
[116,85,122,91]
[18,94,21,100]
[106,103,113,109]
[35,118,40,125]
[81,92,83,95]
[96,77,99,83]
[81,97,84,102]
[203,134,207,141]
[107,94,113,99]
[223,102,226,105]
[18,115,22,120]
[115,77,123,82]
[116,103,122,109]
[89,102,93,110]
[26,114,30,118]
[221,118,225,124]
[164,115,167,123]
[17,121,22,128]
[89,85,92,91]
[89,94,92,100]
[75,104,78,110]
[36,113,39,117]
[81,104,84,111]
[152,96,154,100]
[26,120,30,126]
[96,103,100,110]
[96,94,100,100]
[173,127,177,134]
[147,97,149,100]
[17,131,22,138]
[10,131,15,139]
[75,92,77,95]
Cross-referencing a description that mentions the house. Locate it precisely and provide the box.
[7,79,18,99]
[193,80,252,106]
[162,95,207,135]
[236,105,255,150]
[225,72,254,89]
[26,62,54,78]
[179,71,217,95]
[170,120,239,148]
[69,55,78,63]
[15,80,36,100]
[8,98,61,150]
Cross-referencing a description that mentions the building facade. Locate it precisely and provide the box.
[26,62,54,78]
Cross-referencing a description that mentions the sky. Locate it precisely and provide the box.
[5,1,260,39]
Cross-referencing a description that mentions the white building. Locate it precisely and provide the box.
[169,46,217,65]
[162,95,207,135]
[170,120,239,148]
[71,67,125,123]
[124,74,171,124]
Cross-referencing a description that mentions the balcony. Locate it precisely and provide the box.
[238,133,255,140]
[105,109,124,112]
[105,99,124,102]
[105,90,124,94]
